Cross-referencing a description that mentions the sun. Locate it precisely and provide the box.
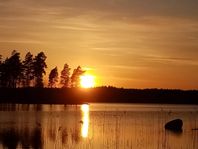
[80,75,95,88]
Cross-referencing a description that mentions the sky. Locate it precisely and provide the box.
[0,0,198,89]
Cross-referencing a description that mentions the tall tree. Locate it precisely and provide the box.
[1,50,23,88]
[71,66,85,87]
[33,52,47,88]
[0,55,2,87]
[60,63,71,88]
[0,55,2,64]
[48,67,59,88]
[23,52,34,87]
[10,50,24,88]
[0,58,8,87]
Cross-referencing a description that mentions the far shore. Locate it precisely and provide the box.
[0,87,197,105]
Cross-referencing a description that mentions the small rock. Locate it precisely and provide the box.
[165,119,183,132]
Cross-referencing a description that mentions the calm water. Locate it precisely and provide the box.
[0,103,197,149]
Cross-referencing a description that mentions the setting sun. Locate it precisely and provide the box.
[80,75,95,88]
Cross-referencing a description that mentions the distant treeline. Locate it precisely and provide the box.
[0,87,197,104]
[0,51,85,88]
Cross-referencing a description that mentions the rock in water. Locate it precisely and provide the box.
[165,119,183,132]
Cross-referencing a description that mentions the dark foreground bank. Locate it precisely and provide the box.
[0,87,197,104]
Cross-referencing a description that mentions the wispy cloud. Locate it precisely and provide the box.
[142,55,198,66]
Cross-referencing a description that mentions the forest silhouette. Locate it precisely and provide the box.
[0,51,85,88]
[0,51,198,104]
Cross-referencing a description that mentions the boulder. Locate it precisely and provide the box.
[165,119,183,132]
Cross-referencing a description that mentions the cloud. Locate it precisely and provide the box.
[142,55,198,66]
[1,0,198,20]
[0,0,198,89]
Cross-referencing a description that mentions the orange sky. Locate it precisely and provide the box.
[0,0,198,89]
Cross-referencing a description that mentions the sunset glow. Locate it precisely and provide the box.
[80,75,95,88]
[0,0,198,89]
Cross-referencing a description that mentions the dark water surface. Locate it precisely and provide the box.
[0,103,197,149]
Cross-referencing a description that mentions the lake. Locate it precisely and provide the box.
[0,103,197,149]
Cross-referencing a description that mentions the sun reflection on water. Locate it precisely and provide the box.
[81,104,89,138]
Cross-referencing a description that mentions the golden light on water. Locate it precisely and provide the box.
[81,104,89,138]
[80,75,95,88]
[81,104,89,113]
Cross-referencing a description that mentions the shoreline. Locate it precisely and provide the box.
[0,87,197,105]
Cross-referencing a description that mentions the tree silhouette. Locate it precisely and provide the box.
[48,67,59,88]
[71,66,85,87]
[0,55,2,87]
[22,52,34,87]
[0,55,2,64]
[60,64,71,88]
[2,50,24,88]
[0,51,87,88]
[0,58,8,87]
[33,52,47,88]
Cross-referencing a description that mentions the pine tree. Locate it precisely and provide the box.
[33,52,47,88]
[1,50,23,88]
[23,52,34,87]
[71,66,85,87]
[0,55,2,87]
[60,64,71,88]
[48,67,59,88]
